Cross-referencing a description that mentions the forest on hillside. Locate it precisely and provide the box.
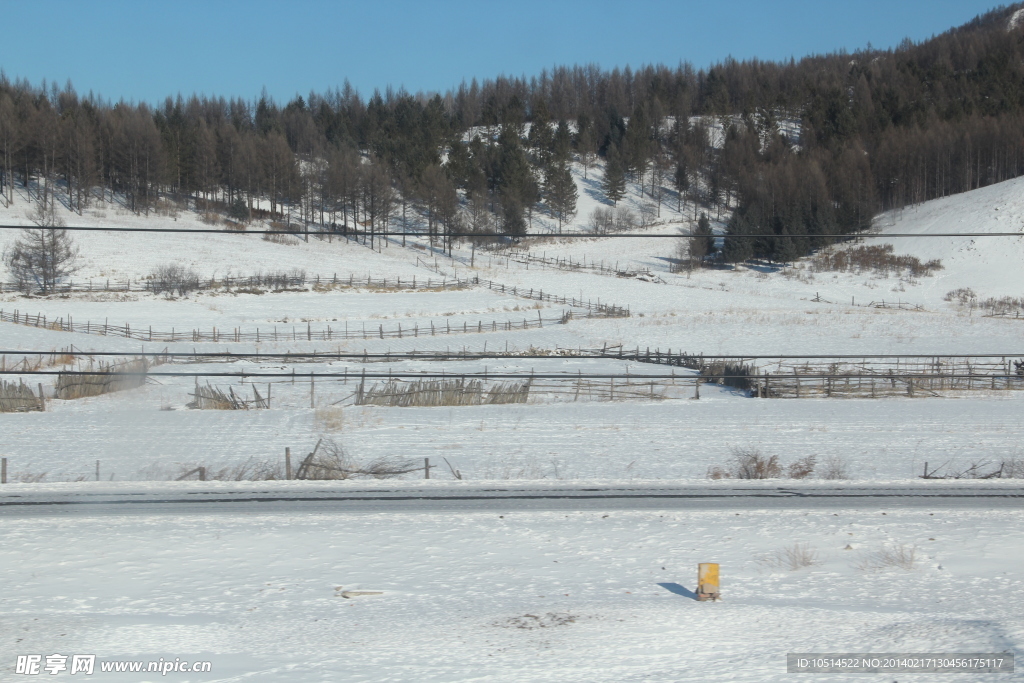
[2,4,1024,261]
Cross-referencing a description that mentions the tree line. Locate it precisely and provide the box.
[2,3,1024,262]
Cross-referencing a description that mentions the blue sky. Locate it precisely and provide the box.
[0,0,1008,105]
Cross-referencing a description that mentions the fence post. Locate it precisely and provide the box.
[285,448,292,480]
[95,460,100,481]
[1,457,6,484]
[310,373,315,408]
[424,457,431,479]
[37,383,45,411]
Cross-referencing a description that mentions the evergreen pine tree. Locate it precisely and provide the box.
[502,196,526,236]
[527,101,552,156]
[552,120,572,165]
[545,162,577,229]
[689,212,715,264]
[674,160,689,211]
[722,212,754,263]
[602,144,626,205]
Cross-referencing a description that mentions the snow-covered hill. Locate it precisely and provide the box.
[3,170,1024,484]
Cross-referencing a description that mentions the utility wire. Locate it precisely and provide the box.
[1,350,1023,361]
[0,370,1018,381]
[0,225,1021,238]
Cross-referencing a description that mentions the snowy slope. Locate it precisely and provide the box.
[864,179,1024,305]
[4,172,1024,484]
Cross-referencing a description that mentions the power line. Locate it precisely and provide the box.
[0,369,1015,381]
[0,224,1021,238]
[0,370,688,379]
[1,350,1022,361]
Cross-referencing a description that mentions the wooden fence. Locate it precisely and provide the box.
[356,378,531,407]
[0,272,630,317]
[188,382,270,409]
[0,380,44,412]
[0,274,627,344]
[492,249,658,280]
[0,272,460,295]
[752,357,1024,398]
[54,359,149,399]
[810,292,926,311]
[0,307,577,343]
[350,375,679,406]
[412,260,630,317]
[589,346,1024,398]
[0,348,76,372]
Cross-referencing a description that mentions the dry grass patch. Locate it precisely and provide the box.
[315,406,345,431]
[811,244,941,278]
[294,438,419,480]
[855,543,918,571]
[709,448,820,480]
[176,458,285,481]
[759,543,822,571]
[55,359,148,400]
[495,613,579,629]
[819,455,852,480]
[357,378,530,407]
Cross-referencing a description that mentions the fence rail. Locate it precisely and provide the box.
[0,272,629,316]
[492,249,658,280]
[0,379,44,412]
[588,346,1024,398]
[188,382,269,410]
[54,359,149,399]
[413,258,630,316]
[0,307,586,343]
[0,272,467,295]
[349,375,683,406]
[0,271,627,343]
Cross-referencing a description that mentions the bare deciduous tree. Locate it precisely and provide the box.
[3,202,79,292]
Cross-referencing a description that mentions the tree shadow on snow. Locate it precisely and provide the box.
[657,583,698,600]
[739,259,786,274]
[580,175,612,205]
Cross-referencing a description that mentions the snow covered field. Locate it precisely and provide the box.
[6,174,1024,483]
[3,502,1021,681]
[4,389,1023,483]
[3,171,1024,482]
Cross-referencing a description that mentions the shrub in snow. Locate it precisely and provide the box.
[944,288,977,305]
[228,198,249,222]
[787,455,817,479]
[708,448,820,480]
[589,206,639,233]
[294,438,419,480]
[759,543,822,571]
[855,544,918,571]
[590,207,615,233]
[1001,458,1024,478]
[148,264,201,297]
[819,455,852,480]
[810,244,941,278]
[708,447,780,479]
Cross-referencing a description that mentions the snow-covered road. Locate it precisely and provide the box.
[4,481,1023,516]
